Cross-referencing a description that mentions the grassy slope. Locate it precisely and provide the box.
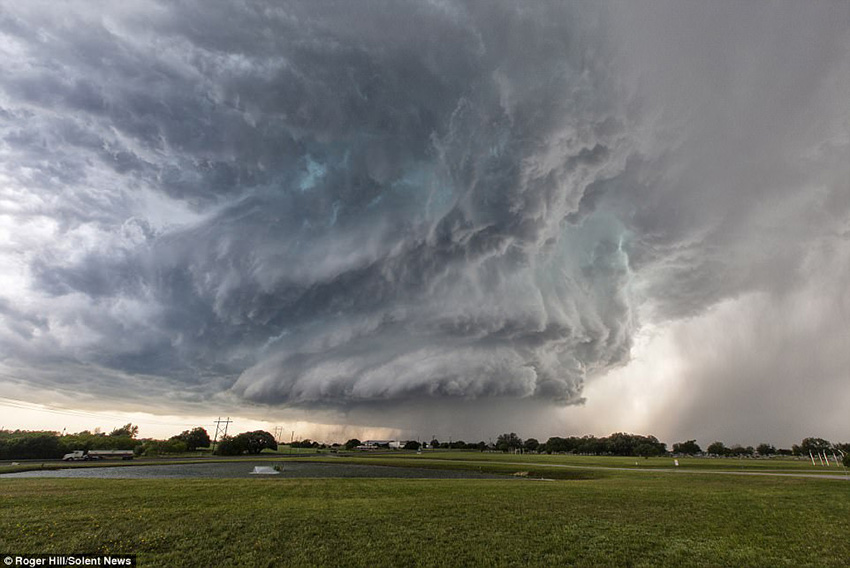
[378,451,848,472]
[2,473,848,567]
[295,452,850,482]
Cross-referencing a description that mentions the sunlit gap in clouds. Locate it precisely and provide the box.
[0,396,400,443]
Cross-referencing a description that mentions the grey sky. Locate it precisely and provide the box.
[0,1,847,445]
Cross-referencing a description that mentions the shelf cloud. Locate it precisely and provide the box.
[1,2,847,439]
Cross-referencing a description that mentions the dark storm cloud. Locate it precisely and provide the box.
[1,1,848,435]
[0,1,633,407]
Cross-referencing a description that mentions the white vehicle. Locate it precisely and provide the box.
[62,450,134,461]
[62,450,89,461]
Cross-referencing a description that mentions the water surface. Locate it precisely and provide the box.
[2,460,502,479]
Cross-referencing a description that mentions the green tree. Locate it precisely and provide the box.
[237,430,278,454]
[707,441,728,456]
[213,431,276,456]
[0,431,62,460]
[496,433,523,453]
[523,438,540,453]
[214,435,246,456]
[606,433,636,455]
[544,437,569,454]
[109,423,139,438]
[800,437,831,454]
[672,440,702,455]
[403,440,421,450]
[172,427,211,451]
[728,445,753,457]
[344,438,361,450]
[61,430,140,452]
[756,443,776,456]
[604,433,666,456]
[577,436,605,455]
[136,439,187,457]
[635,443,661,458]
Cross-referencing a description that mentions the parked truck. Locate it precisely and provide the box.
[62,450,134,461]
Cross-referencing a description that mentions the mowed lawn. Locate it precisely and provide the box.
[362,450,848,473]
[2,472,848,567]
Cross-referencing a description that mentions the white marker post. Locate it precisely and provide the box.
[809,451,816,466]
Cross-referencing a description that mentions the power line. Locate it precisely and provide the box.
[211,417,233,452]
[0,398,139,424]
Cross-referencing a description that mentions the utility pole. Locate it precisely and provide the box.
[273,426,283,445]
[211,417,233,452]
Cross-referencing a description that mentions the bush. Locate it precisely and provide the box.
[0,431,62,460]
[59,433,140,453]
[135,439,187,457]
[214,436,247,456]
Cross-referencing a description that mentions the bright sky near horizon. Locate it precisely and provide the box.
[1,1,848,447]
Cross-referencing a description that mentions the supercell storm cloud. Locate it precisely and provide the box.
[1,1,848,427]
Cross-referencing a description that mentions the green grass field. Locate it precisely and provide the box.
[2,460,848,567]
[299,450,850,482]
[379,450,848,473]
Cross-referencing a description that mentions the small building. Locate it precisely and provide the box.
[358,440,410,450]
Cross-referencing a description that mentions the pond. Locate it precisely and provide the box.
[1,460,503,480]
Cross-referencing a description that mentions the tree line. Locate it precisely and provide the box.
[339,433,669,457]
[687,437,850,459]
[340,432,848,464]
[0,424,140,460]
[0,424,212,460]
[1,426,847,466]
[0,425,283,459]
